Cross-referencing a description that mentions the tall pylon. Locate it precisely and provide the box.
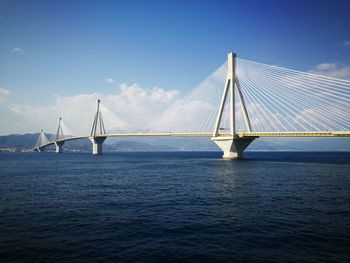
[90,99,107,155]
[54,117,64,141]
[211,52,255,159]
[213,52,252,136]
[90,99,106,137]
[53,117,65,153]
[36,129,49,147]
[35,129,49,152]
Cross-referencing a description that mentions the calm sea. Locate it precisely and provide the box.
[0,151,349,262]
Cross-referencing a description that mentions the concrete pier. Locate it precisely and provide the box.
[212,136,254,159]
[90,137,106,155]
[54,141,64,153]
[34,147,43,152]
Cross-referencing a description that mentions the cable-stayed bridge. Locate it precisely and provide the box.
[34,52,350,159]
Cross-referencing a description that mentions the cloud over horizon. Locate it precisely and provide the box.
[0,88,10,104]
[7,62,228,136]
[10,83,181,134]
[309,63,350,80]
[343,40,350,47]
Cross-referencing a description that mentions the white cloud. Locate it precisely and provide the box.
[105,78,114,84]
[147,62,231,134]
[314,63,337,71]
[151,100,213,133]
[10,84,180,135]
[294,107,349,131]
[5,61,229,135]
[309,63,350,80]
[343,40,350,47]
[11,48,23,54]
[0,88,10,104]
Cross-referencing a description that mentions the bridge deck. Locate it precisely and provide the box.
[236,131,350,137]
[35,131,350,150]
[96,131,350,138]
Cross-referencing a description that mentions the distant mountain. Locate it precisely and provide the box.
[0,133,349,152]
[0,133,43,149]
[107,140,176,151]
[247,137,350,151]
[0,134,176,152]
[105,137,219,151]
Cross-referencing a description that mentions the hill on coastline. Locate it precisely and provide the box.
[0,133,350,152]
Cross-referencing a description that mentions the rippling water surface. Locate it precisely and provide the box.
[0,151,350,262]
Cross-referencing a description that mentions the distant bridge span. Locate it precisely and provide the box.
[34,52,350,159]
[35,131,350,154]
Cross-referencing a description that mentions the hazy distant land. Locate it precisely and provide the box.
[0,133,349,152]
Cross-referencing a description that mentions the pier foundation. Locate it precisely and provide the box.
[34,147,44,152]
[54,141,64,153]
[211,136,254,159]
[90,137,106,155]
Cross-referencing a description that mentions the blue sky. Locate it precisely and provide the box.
[0,0,350,134]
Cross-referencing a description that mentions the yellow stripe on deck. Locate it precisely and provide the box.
[98,133,213,138]
[236,132,350,137]
[39,131,350,149]
[96,132,350,138]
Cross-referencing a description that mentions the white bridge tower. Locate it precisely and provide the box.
[90,99,106,155]
[211,52,255,159]
[54,117,65,153]
[34,129,49,152]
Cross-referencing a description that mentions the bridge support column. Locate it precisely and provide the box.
[34,147,44,152]
[54,141,64,153]
[90,137,106,155]
[211,137,255,159]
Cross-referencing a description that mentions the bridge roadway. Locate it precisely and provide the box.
[37,131,350,150]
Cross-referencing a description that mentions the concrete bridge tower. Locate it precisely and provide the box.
[211,52,255,159]
[89,99,107,155]
[34,129,49,152]
[54,117,65,153]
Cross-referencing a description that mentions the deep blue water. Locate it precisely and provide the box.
[0,151,350,262]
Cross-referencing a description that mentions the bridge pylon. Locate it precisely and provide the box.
[34,129,49,152]
[89,99,107,155]
[54,117,65,153]
[211,52,255,159]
